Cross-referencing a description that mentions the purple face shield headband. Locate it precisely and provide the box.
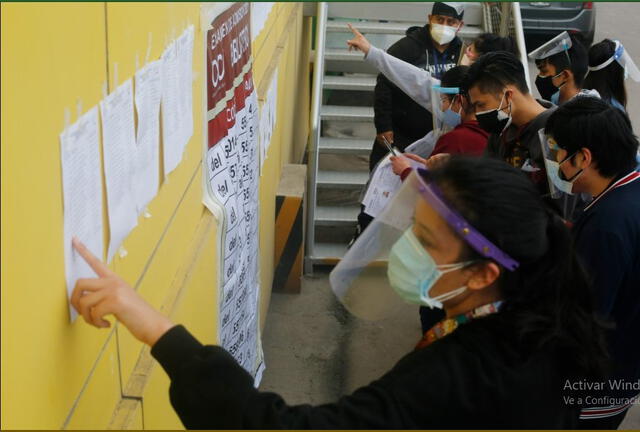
[415,168,520,271]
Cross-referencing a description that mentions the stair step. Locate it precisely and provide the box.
[310,242,348,264]
[458,26,484,40]
[315,205,360,226]
[321,105,374,122]
[324,48,365,62]
[317,170,369,188]
[323,75,376,91]
[326,20,421,35]
[326,20,484,40]
[319,137,371,154]
[326,2,484,29]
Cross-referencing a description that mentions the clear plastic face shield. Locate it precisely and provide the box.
[330,169,519,320]
[528,31,573,63]
[538,128,584,198]
[588,40,640,82]
[431,84,461,140]
[529,32,572,102]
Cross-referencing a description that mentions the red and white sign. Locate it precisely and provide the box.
[203,2,263,382]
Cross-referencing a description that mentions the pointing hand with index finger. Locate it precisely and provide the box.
[70,237,174,347]
[346,23,371,56]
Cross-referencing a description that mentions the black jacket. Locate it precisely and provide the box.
[483,100,582,218]
[484,100,556,197]
[373,25,462,144]
[152,317,583,429]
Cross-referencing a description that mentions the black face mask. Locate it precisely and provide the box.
[475,93,512,135]
[535,71,567,102]
[535,75,557,101]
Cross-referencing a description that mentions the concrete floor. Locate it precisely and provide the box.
[259,269,640,428]
[259,267,421,405]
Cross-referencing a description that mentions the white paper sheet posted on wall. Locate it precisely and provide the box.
[100,79,139,263]
[202,2,265,385]
[134,59,162,215]
[60,106,104,321]
[259,69,278,171]
[161,25,194,178]
[250,2,274,41]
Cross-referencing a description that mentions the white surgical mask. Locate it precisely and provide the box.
[545,153,584,195]
[430,23,458,45]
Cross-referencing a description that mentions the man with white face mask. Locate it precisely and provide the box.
[370,2,464,171]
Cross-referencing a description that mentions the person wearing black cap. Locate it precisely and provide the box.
[370,1,465,172]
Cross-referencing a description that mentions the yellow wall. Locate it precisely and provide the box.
[1,2,310,429]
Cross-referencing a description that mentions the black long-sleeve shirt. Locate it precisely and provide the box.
[152,316,582,429]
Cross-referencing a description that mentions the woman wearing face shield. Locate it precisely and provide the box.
[70,156,609,428]
[583,38,640,113]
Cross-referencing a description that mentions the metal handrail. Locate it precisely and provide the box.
[304,2,327,275]
[511,2,531,89]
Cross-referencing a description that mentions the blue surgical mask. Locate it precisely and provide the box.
[388,229,473,309]
[442,104,462,128]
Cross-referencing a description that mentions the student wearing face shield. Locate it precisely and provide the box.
[390,66,490,335]
[370,2,464,172]
[388,69,488,180]
[529,32,594,106]
[347,25,517,145]
[70,156,609,428]
[542,97,640,429]
[583,38,640,113]
[346,25,498,252]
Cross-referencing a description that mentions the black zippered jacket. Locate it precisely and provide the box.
[373,25,462,146]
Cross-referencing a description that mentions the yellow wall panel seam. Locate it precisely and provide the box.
[115,324,126,397]
[66,196,213,427]
[159,213,216,322]
[131,162,202,292]
[116,164,206,389]
[108,397,141,430]
[120,211,215,401]
[60,328,118,429]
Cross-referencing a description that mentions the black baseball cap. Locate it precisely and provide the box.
[432,2,465,21]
